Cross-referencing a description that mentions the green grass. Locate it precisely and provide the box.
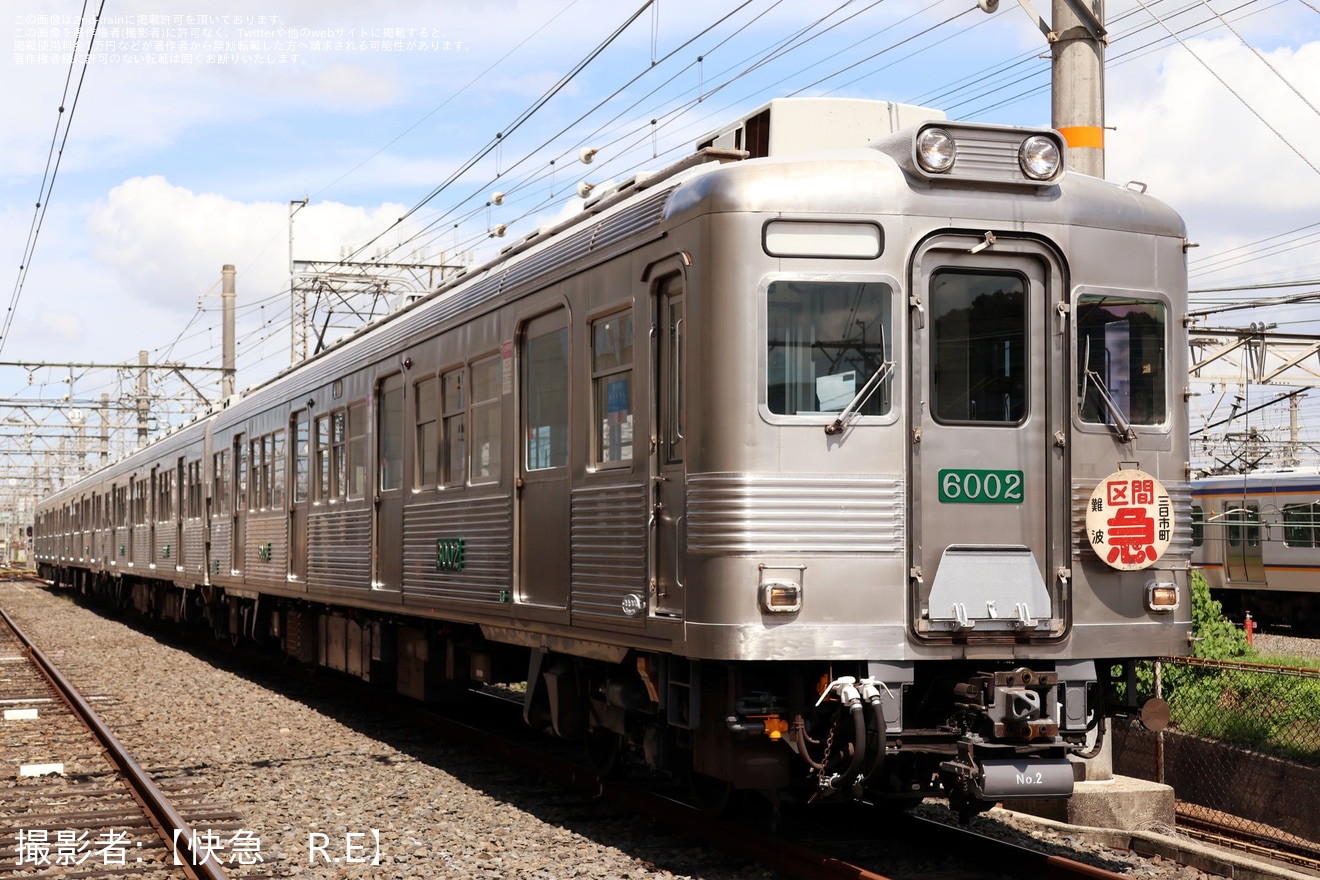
[1158,573,1320,765]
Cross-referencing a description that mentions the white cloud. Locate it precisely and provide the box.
[34,310,85,345]
[1107,36,1320,262]
[85,176,418,315]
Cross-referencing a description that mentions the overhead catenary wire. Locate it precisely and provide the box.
[1193,0,1320,117]
[1130,0,1320,175]
[15,0,1319,469]
[2,0,107,357]
[390,0,988,265]
[956,0,1284,116]
[338,1,658,268]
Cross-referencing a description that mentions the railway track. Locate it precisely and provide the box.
[286,671,1142,880]
[0,605,242,879]
[9,578,1311,880]
[1176,803,1320,874]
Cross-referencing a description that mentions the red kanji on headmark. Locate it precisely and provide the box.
[1105,506,1156,566]
[1105,481,1129,506]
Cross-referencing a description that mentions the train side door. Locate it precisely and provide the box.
[652,275,686,618]
[518,308,571,608]
[1224,499,1261,584]
[126,477,137,567]
[232,433,246,576]
[909,238,1066,638]
[288,410,309,587]
[375,374,404,593]
[149,467,159,566]
[174,458,185,572]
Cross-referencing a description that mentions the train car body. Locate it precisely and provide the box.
[1191,468,1320,631]
[35,98,1193,815]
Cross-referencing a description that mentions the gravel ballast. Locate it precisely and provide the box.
[5,580,1308,880]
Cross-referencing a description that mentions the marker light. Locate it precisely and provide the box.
[1019,135,1062,180]
[761,580,802,613]
[1145,582,1179,613]
[916,128,957,174]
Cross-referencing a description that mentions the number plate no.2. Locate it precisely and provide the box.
[938,469,1024,504]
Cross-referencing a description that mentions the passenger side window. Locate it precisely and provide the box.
[315,415,331,501]
[332,411,348,500]
[524,318,568,471]
[470,356,501,485]
[1076,295,1167,427]
[235,435,247,511]
[379,377,404,492]
[271,429,286,509]
[348,403,368,499]
[251,438,266,509]
[442,368,467,486]
[592,311,634,465]
[1283,503,1319,548]
[214,449,230,515]
[415,377,439,488]
[293,411,309,504]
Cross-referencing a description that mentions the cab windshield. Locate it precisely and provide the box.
[766,279,893,418]
[1076,295,1167,427]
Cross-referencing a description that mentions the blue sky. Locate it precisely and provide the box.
[3,0,1319,462]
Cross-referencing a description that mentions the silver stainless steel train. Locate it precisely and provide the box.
[34,97,1194,817]
[1191,468,1320,632]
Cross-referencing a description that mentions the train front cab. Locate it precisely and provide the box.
[653,115,1192,813]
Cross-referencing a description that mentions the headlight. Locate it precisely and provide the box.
[1019,135,1061,180]
[916,127,956,173]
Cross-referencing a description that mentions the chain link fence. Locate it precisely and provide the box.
[1112,657,1320,852]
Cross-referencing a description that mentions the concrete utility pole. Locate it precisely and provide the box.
[222,264,236,399]
[1050,0,1107,177]
[99,393,110,467]
[289,198,309,366]
[137,350,149,447]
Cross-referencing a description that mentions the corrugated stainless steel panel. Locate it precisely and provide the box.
[402,495,512,602]
[501,227,593,291]
[183,522,206,577]
[687,473,905,554]
[210,519,232,574]
[570,483,648,622]
[308,508,372,591]
[952,131,1027,181]
[1071,479,1193,562]
[432,271,506,324]
[153,523,177,568]
[245,514,289,584]
[501,187,674,292]
[592,186,673,242]
[132,528,150,564]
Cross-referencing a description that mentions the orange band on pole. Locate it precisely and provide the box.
[1058,126,1104,150]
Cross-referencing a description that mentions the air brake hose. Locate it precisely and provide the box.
[826,700,867,791]
[862,698,887,783]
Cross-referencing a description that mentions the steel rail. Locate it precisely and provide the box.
[0,606,229,880]
[902,813,1129,880]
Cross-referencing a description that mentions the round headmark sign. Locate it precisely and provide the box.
[1085,469,1173,571]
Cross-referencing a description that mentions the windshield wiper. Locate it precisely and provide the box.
[825,360,893,436]
[1080,337,1136,443]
